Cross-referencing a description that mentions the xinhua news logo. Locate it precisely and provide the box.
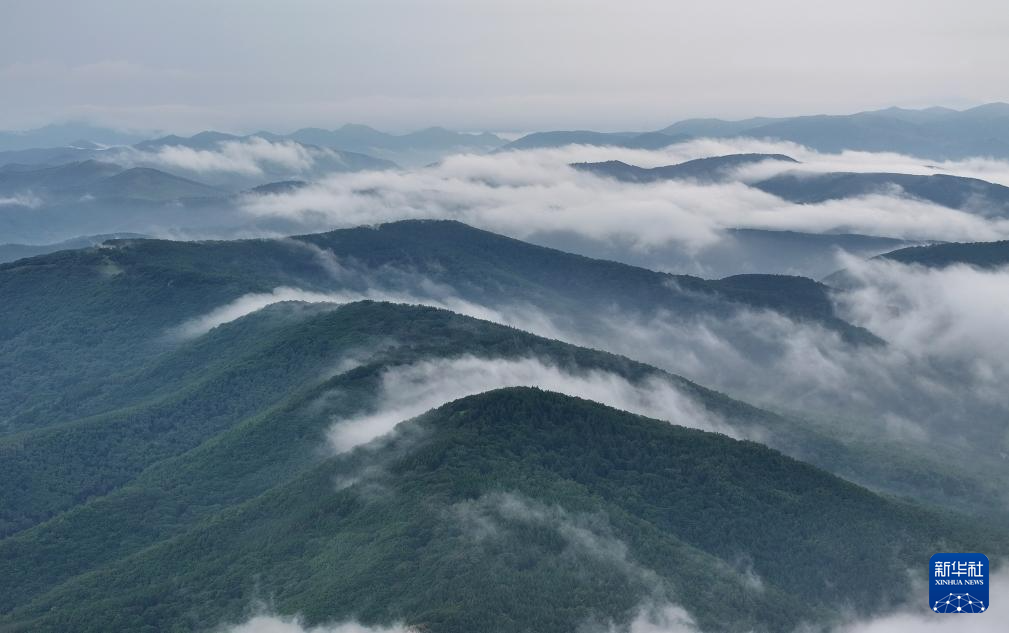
[930,553,989,613]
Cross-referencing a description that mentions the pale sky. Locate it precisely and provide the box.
[1,0,1007,133]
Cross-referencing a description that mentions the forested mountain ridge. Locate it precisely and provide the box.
[2,386,998,633]
[0,220,879,427]
[2,221,1002,633]
[572,154,797,183]
[0,298,878,541]
[879,239,1009,269]
[572,156,1009,218]
[501,104,1009,158]
[753,171,1009,217]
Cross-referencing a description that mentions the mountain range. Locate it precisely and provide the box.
[0,160,226,202]
[6,103,1009,174]
[572,154,798,183]
[3,378,990,632]
[0,121,150,152]
[880,239,1009,269]
[528,227,915,280]
[506,103,1009,159]
[0,232,147,263]
[0,125,504,171]
[575,153,1009,217]
[1,218,1005,632]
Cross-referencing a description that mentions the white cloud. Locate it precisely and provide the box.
[452,492,668,596]
[603,569,1009,633]
[220,614,412,633]
[172,248,1009,462]
[836,257,1009,404]
[170,286,508,339]
[606,604,701,633]
[327,355,734,454]
[819,568,1009,633]
[645,137,1009,187]
[0,192,43,208]
[127,137,321,176]
[240,142,1009,254]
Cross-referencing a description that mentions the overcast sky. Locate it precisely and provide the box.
[1,0,1007,134]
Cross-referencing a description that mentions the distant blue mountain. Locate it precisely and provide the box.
[574,154,1009,217]
[753,171,1009,217]
[0,122,149,152]
[657,103,1009,159]
[500,130,689,151]
[573,153,798,183]
[288,124,503,152]
[0,160,224,202]
[503,103,1009,159]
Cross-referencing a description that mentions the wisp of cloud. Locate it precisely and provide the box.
[327,355,733,453]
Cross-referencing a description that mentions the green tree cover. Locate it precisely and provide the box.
[2,388,1000,633]
[0,301,795,600]
[0,224,1002,632]
[881,239,1009,269]
[1,302,1000,616]
[0,220,878,427]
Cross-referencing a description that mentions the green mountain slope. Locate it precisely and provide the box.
[0,160,227,202]
[0,302,999,626]
[500,131,690,151]
[0,220,877,427]
[753,171,1009,217]
[0,233,147,264]
[0,298,821,542]
[656,103,1009,159]
[78,167,226,201]
[570,157,1009,218]
[526,227,913,279]
[506,104,1009,159]
[572,154,798,183]
[1,388,997,633]
[880,239,1009,269]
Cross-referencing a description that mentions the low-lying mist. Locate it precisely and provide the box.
[219,615,412,633]
[177,247,1009,472]
[327,355,734,453]
[239,140,1009,263]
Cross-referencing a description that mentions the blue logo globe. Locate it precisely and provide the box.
[933,593,986,613]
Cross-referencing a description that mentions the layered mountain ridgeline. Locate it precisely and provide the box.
[0,160,226,202]
[246,180,309,195]
[286,125,505,166]
[507,103,1009,159]
[3,295,984,540]
[500,130,691,151]
[0,125,496,173]
[287,124,503,151]
[879,239,1009,269]
[1,220,1004,631]
[753,171,1009,217]
[0,220,878,425]
[682,103,1009,159]
[290,221,875,342]
[2,300,729,535]
[0,159,122,191]
[526,228,913,280]
[3,386,1001,633]
[0,132,395,194]
[572,155,1009,217]
[0,121,149,152]
[0,123,498,157]
[0,303,799,625]
[0,161,308,245]
[0,233,147,264]
[821,239,1009,286]
[572,154,798,183]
